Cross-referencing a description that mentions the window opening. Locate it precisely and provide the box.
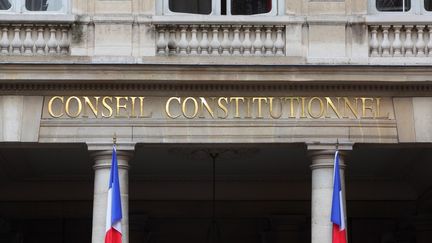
[376,0,411,12]
[425,0,432,10]
[231,0,272,15]
[0,0,11,10]
[168,0,212,14]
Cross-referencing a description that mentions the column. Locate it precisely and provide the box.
[308,145,350,243]
[91,150,133,243]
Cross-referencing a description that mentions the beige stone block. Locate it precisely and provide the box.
[139,24,156,56]
[308,2,346,15]
[95,0,132,13]
[21,96,43,142]
[71,0,87,14]
[349,23,369,63]
[308,24,346,58]
[94,24,132,56]
[70,23,90,56]
[393,98,416,142]
[285,0,302,14]
[286,23,304,57]
[351,0,367,14]
[413,97,432,142]
[349,126,398,143]
[142,0,155,14]
[0,96,42,142]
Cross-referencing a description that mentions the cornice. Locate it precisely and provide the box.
[0,82,431,96]
[0,64,432,94]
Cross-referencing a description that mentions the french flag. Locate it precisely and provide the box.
[105,145,123,243]
[331,151,347,243]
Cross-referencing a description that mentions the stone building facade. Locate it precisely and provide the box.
[1,0,432,243]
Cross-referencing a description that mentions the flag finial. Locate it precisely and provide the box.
[113,133,117,145]
[336,138,339,151]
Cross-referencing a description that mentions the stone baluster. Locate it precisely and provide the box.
[274,25,285,56]
[263,26,274,55]
[189,25,199,55]
[427,26,432,56]
[11,25,22,54]
[220,25,231,55]
[392,25,402,57]
[231,25,242,55]
[253,25,263,55]
[209,25,220,55]
[242,25,252,56]
[167,27,177,55]
[23,25,34,55]
[200,25,210,55]
[35,26,46,54]
[47,25,58,54]
[381,25,391,57]
[178,25,189,55]
[404,25,414,57]
[415,25,426,57]
[0,26,9,54]
[59,26,69,54]
[369,26,379,57]
[156,26,167,55]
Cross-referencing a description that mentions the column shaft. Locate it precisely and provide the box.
[91,150,132,243]
[309,150,346,243]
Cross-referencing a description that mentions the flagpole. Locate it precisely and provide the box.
[113,133,117,146]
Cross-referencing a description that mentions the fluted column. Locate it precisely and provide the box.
[308,144,351,243]
[91,150,133,243]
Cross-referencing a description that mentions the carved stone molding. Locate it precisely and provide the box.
[1,82,432,95]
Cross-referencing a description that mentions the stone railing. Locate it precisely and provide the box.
[369,24,432,57]
[0,24,71,55]
[155,24,286,56]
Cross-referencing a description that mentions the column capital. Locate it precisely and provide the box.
[90,150,133,170]
[307,140,353,170]
[306,140,354,152]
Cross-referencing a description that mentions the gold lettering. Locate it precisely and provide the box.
[138,97,152,118]
[130,97,137,117]
[300,97,307,118]
[376,98,390,119]
[48,96,64,118]
[230,97,245,118]
[199,97,215,119]
[217,97,229,119]
[325,97,342,118]
[343,97,359,119]
[182,97,199,119]
[252,97,268,118]
[65,96,83,118]
[308,97,324,119]
[165,97,181,119]
[83,96,100,118]
[285,97,300,118]
[115,97,129,118]
[102,97,113,118]
[361,98,375,118]
[269,97,283,119]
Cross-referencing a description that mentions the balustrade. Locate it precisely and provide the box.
[369,25,432,57]
[155,24,285,56]
[0,24,71,55]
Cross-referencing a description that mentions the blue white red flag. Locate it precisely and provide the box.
[105,145,122,243]
[331,151,347,243]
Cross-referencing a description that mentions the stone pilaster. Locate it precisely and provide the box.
[91,150,133,243]
[307,143,352,243]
